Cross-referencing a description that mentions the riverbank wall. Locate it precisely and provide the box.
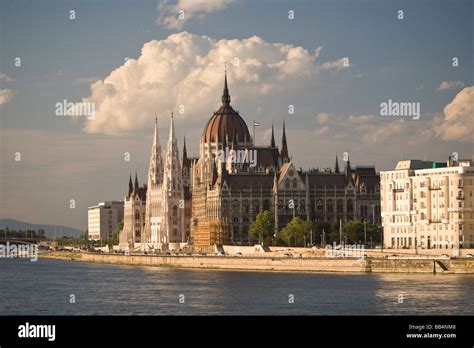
[69,252,474,274]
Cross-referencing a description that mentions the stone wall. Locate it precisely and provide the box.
[81,252,366,272]
[79,252,474,274]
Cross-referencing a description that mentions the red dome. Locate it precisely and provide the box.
[202,104,251,144]
[202,72,250,144]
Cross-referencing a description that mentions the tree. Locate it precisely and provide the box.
[342,220,379,245]
[249,210,275,246]
[113,220,124,245]
[280,217,313,247]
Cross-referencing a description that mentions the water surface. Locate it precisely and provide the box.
[1,258,473,315]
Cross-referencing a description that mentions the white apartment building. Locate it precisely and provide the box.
[88,201,124,241]
[381,159,474,253]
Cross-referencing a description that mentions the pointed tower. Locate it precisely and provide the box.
[280,120,290,163]
[161,112,185,246]
[270,123,276,148]
[335,155,340,174]
[134,172,139,192]
[144,117,164,247]
[346,156,352,172]
[182,136,188,166]
[222,68,231,106]
[128,173,133,197]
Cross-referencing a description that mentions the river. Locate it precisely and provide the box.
[1,258,473,315]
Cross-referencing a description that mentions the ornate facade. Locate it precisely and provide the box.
[120,72,381,252]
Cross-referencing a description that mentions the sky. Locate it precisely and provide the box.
[0,0,472,231]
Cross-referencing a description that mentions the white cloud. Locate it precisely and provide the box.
[361,119,407,144]
[74,76,101,85]
[348,114,377,124]
[436,81,465,91]
[81,32,349,135]
[321,57,350,71]
[0,89,15,105]
[314,126,329,136]
[434,86,474,143]
[0,73,14,83]
[316,112,332,124]
[157,0,235,30]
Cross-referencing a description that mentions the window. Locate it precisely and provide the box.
[327,199,333,213]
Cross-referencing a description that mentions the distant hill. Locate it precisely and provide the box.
[0,219,84,239]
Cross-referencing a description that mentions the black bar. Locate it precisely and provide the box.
[0,316,471,346]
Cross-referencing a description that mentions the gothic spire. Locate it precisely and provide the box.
[182,136,187,159]
[280,120,289,163]
[335,155,340,174]
[168,112,176,143]
[222,68,231,106]
[271,123,276,148]
[153,116,159,147]
[128,173,133,197]
[134,172,139,191]
[147,117,163,185]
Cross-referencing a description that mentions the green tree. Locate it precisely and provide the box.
[280,217,313,247]
[249,210,275,245]
[342,220,379,245]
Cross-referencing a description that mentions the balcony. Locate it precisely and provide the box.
[456,195,464,200]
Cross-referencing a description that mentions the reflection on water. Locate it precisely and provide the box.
[0,259,473,315]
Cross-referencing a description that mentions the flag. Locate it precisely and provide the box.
[253,121,260,126]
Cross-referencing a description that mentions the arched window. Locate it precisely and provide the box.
[347,199,353,213]
[337,199,343,214]
[232,200,240,214]
[263,199,271,211]
[292,178,298,189]
[242,200,250,214]
[316,199,323,212]
[327,199,333,213]
[223,200,229,214]
[253,200,260,214]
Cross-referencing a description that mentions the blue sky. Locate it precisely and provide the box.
[0,0,472,230]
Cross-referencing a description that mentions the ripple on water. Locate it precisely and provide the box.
[0,259,473,315]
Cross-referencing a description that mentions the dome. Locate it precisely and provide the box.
[202,73,251,144]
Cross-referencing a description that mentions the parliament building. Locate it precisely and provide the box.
[119,72,381,252]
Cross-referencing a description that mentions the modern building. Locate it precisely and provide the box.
[88,201,124,241]
[119,71,380,252]
[381,158,474,252]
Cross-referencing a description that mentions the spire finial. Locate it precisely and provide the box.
[271,122,276,148]
[222,67,231,106]
[335,155,340,174]
[280,119,289,163]
[134,171,139,190]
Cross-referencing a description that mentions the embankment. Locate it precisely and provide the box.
[40,252,474,274]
